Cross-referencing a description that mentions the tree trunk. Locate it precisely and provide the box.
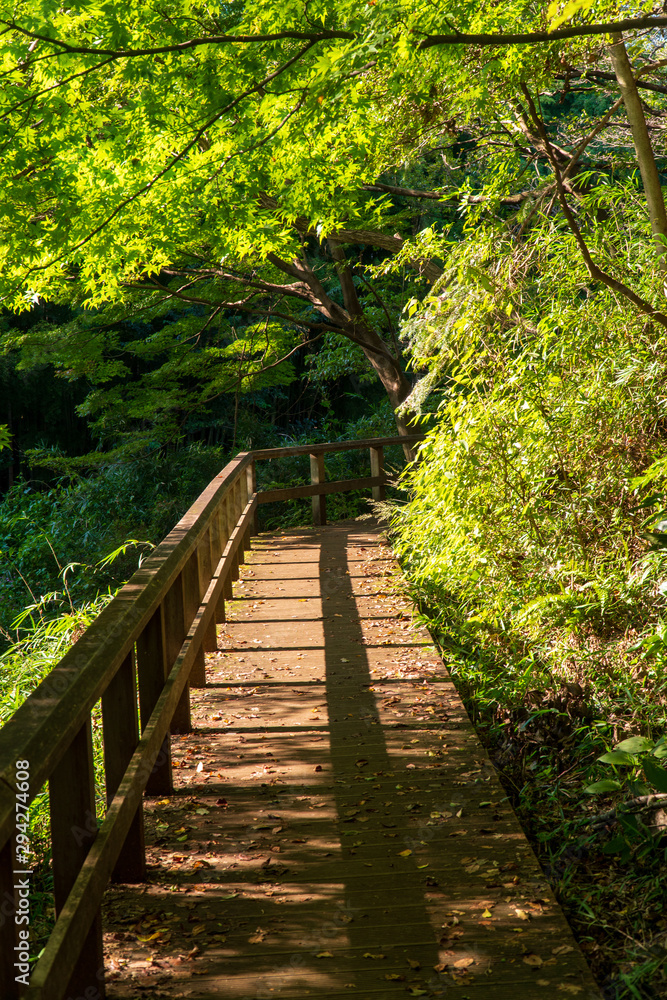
[327,241,416,458]
[608,33,667,279]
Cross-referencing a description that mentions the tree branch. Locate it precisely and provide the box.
[420,17,667,49]
[520,83,667,331]
[1,22,353,58]
[558,68,667,96]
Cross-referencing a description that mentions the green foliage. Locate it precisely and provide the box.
[586,735,667,795]
[0,443,238,637]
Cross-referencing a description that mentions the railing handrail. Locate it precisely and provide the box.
[251,432,424,460]
[0,432,424,1000]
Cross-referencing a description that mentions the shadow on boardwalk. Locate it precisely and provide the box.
[103,521,601,1000]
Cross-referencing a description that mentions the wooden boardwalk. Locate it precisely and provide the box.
[102,521,601,999]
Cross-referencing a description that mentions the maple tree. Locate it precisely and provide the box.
[4,2,667,443]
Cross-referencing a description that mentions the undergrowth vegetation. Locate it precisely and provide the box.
[389,210,667,997]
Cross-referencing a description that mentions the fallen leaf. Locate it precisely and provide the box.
[523,954,543,967]
[385,973,406,981]
[317,951,334,958]
[407,959,421,969]
[552,945,575,956]
[514,908,530,921]
[454,957,474,969]
[482,909,493,918]
[363,953,386,960]
[398,849,412,857]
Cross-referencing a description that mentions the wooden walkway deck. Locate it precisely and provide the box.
[102,521,601,999]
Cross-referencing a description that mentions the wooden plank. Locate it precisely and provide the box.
[48,721,105,999]
[251,433,425,460]
[246,460,258,535]
[310,452,326,526]
[227,488,240,583]
[198,529,218,654]
[221,497,234,599]
[101,652,145,882]
[136,607,172,796]
[163,572,191,735]
[214,496,257,591]
[236,477,246,566]
[183,550,207,687]
[213,504,229,621]
[257,475,384,504]
[370,445,386,501]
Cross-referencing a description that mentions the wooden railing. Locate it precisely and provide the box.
[0,434,423,1000]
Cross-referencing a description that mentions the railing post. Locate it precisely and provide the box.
[215,502,231,617]
[163,572,192,734]
[235,476,246,565]
[247,459,258,535]
[242,464,252,553]
[49,720,105,999]
[0,832,19,1000]
[199,528,218,654]
[310,451,326,526]
[211,503,228,622]
[183,549,207,687]
[227,488,240,583]
[101,651,145,882]
[136,605,173,796]
[369,445,386,501]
